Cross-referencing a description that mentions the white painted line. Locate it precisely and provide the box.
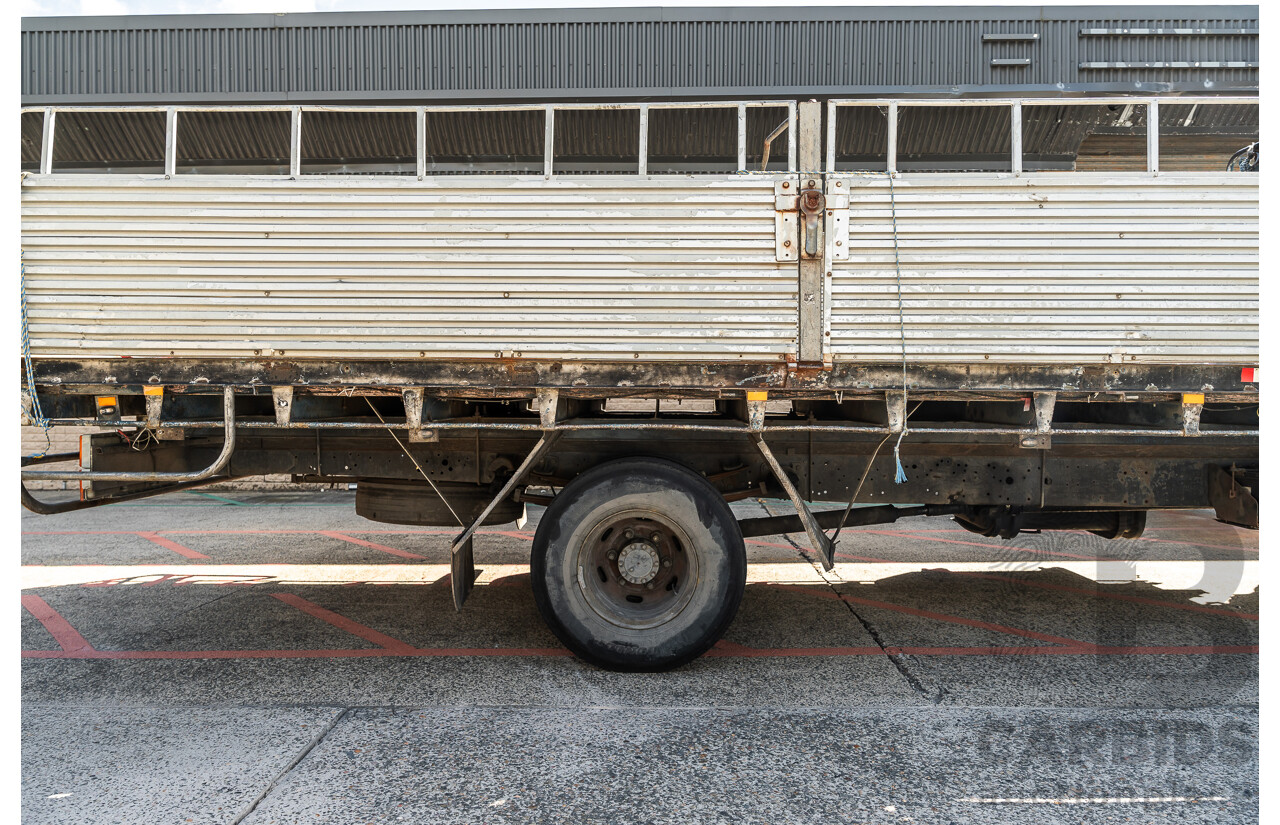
[960,796,1228,804]
[833,560,1258,605]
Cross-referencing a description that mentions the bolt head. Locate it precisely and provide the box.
[607,551,617,560]
[623,529,633,539]
[645,582,655,590]
[650,533,660,542]
[662,559,672,568]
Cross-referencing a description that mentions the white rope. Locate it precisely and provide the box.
[886,172,910,484]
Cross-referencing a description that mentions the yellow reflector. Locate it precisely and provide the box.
[143,386,164,397]
[1182,393,1205,405]
[746,391,769,401]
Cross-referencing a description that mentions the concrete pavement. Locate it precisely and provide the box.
[21,491,1258,824]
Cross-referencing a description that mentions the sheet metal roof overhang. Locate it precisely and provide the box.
[21,5,1258,106]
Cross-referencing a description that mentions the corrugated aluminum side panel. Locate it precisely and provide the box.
[826,173,1257,363]
[20,175,797,361]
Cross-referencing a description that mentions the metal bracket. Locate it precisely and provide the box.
[402,387,438,442]
[1020,391,1056,448]
[536,388,561,429]
[146,385,184,441]
[1033,391,1056,433]
[272,386,293,426]
[1183,403,1203,435]
[886,391,907,433]
[751,432,836,570]
[144,385,165,429]
[825,185,850,261]
[775,180,799,261]
[20,389,35,426]
[745,396,769,431]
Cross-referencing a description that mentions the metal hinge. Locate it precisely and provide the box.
[775,180,799,261]
[824,180,850,261]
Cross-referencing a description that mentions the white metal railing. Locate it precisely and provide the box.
[22,96,1258,177]
[824,96,1257,174]
[22,101,799,177]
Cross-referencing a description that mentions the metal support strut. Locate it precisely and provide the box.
[448,389,562,611]
[746,398,836,570]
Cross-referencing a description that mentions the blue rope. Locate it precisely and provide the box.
[21,250,52,458]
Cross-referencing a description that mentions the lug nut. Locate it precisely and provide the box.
[662,559,672,568]
[645,582,655,590]
[623,529,633,539]
[651,533,660,542]
[607,551,617,560]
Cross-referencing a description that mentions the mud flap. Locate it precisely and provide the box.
[451,536,478,612]
[1209,465,1258,529]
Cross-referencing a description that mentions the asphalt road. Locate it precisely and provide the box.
[21,491,1258,824]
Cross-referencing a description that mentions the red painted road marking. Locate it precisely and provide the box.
[708,638,761,655]
[271,592,418,653]
[317,532,427,560]
[138,574,196,587]
[957,572,1258,621]
[765,583,1091,648]
[21,595,95,653]
[137,532,209,560]
[26,529,514,536]
[20,644,1256,661]
[839,593,1093,648]
[1131,535,1259,553]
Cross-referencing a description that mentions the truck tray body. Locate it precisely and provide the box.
[20,170,1258,367]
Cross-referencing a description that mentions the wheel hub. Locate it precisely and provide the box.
[573,510,697,630]
[617,541,660,584]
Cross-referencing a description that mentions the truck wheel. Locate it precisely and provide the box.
[530,457,746,671]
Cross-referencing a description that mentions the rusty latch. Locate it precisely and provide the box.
[798,182,824,259]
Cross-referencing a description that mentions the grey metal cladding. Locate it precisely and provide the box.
[21,5,1258,104]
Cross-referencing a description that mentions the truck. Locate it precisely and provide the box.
[20,7,1259,670]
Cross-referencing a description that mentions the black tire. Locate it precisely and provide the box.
[530,457,746,671]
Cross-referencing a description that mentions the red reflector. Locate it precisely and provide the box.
[1241,367,1257,383]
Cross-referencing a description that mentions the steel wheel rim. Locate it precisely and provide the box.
[573,506,701,631]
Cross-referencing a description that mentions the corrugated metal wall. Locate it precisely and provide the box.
[20,175,799,361]
[826,173,1258,363]
[21,6,1258,104]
